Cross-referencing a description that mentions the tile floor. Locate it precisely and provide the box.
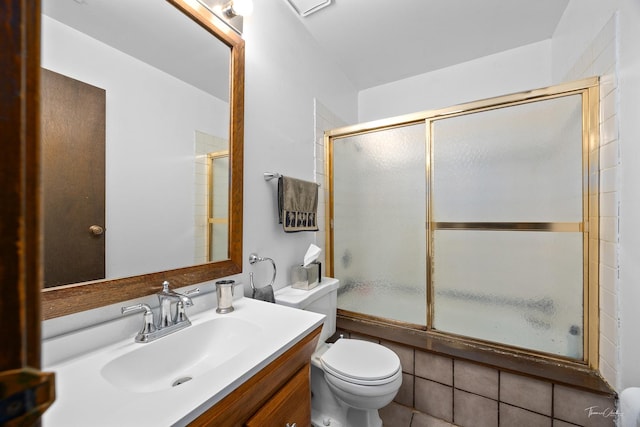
[380,402,457,427]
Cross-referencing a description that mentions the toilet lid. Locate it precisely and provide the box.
[320,339,400,383]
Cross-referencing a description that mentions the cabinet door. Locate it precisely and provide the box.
[245,364,311,427]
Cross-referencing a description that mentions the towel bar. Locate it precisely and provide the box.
[263,172,282,181]
[263,172,321,187]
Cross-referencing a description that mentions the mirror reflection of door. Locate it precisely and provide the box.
[41,68,106,287]
[208,151,229,262]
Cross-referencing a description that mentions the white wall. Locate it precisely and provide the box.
[42,16,229,280]
[357,40,552,123]
[551,1,619,83]
[239,0,358,291]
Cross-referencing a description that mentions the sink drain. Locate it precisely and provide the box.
[172,376,193,387]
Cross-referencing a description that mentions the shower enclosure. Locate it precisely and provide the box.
[326,78,600,365]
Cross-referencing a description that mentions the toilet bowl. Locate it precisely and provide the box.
[275,279,402,427]
[321,339,402,426]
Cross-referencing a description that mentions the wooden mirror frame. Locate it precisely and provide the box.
[41,0,245,320]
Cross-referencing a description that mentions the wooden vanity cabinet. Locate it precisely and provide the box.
[245,365,311,427]
[189,326,320,427]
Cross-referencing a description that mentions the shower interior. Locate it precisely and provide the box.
[327,78,599,364]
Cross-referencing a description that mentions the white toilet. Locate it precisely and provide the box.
[275,278,402,427]
[620,388,640,427]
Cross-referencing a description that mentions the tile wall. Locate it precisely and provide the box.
[558,13,620,388]
[340,330,617,427]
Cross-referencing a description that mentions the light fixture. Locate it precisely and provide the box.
[222,0,254,18]
[196,0,253,34]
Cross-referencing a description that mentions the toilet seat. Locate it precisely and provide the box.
[320,339,401,386]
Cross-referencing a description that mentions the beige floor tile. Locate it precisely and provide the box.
[411,411,457,427]
[380,402,413,427]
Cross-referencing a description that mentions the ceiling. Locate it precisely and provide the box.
[286,0,570,90]
[42,0,571,99]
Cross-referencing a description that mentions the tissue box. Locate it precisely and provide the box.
[291,262,321,290]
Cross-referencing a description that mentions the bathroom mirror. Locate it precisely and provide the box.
[41,0,244,319]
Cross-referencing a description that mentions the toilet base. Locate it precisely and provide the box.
[311,409,344,427]
[345,409,383,427]
[311,406,383,427]
[310,363,385,427]
[311,364,347,426]
[311,408,382,427]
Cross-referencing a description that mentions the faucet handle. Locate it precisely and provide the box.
[161,281,199,302]
[122,302,152,316]
[174,289,199,321]
[121,303,156,338]
[178,287,200,307]
[174,301,190,324]
[184,287,200,299]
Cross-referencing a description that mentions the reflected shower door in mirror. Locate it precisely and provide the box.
[41,0,231,286]
[193,130,229,263]
[208,152,230,262]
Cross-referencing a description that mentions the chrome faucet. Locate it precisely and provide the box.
[158,280,195,327]
[121,281,199,343]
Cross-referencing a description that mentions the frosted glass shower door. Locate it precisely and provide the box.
[332,123,427,326]
[431,95,585,359]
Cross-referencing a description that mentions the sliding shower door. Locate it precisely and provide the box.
[332,123,427,326]
[431,95,586,358]
[327,78,599,364]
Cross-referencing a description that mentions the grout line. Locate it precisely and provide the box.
[451,359,456,424]
[497,370,501,427]
[412,348,416,410]
[551,383,555,421]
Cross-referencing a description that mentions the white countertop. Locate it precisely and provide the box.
[42,297,324,427]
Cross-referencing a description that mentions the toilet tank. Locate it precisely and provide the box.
[274,277,339,344]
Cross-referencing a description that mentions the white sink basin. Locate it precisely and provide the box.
[101,317,260,393]
[42,297,325,427]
